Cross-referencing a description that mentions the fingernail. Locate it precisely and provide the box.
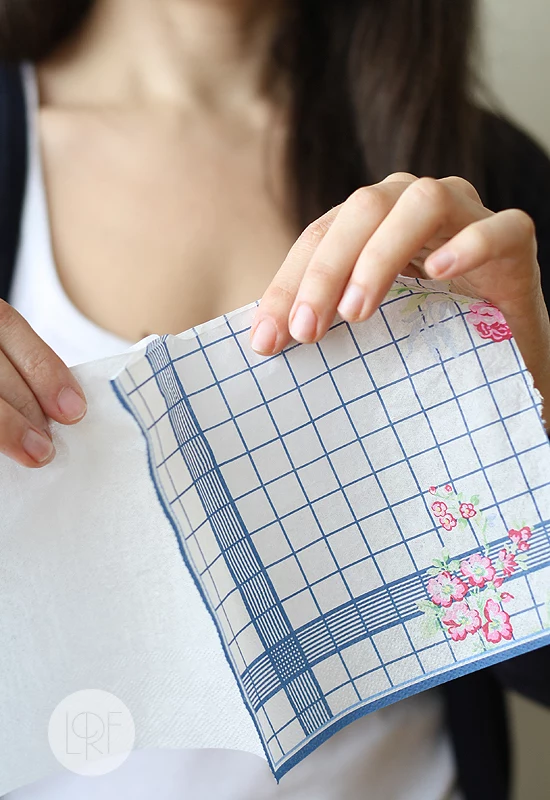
[338,284,365,320]
[57,387,87,421]
[251,317,277,354]
[22,429,55,464]
[427,250,456,277]
[289,303,317,342]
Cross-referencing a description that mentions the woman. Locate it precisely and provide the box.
[0,1,549,799]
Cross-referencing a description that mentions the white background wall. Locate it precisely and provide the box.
[482,0,550,149]
[481,3,550,798]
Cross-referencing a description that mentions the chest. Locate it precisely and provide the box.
[39,108,296,341]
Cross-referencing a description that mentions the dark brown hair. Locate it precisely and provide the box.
[0,0,482,228]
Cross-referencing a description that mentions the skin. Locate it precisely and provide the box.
[253,173,550,399]
[0,1,549,469]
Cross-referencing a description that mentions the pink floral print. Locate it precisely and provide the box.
[427,485,481,534]
[388,281,509,358]
[418,485,534,649]
[508,526,532,552]
[498,548,518,577]
[466,302,513,343]
[419,545,519,647]
[427,571,469,607]
[482,599,513,644]
[460,554,496,588]
[459,502,476,519]
[431,501,448,517]
[440,513,458,531]
[442,602,482,642]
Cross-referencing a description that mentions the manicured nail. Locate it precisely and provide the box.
[251,317,278,354]
[338,284,365,320]
[22,429,55,464]
[57,387,87,421]
[427,250,456,277]
[289,303,317,342]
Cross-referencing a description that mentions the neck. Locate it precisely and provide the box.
[39,0,285,111]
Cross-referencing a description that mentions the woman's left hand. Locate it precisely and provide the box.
[250,172,550,410]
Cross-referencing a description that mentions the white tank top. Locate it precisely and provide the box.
[5,64,461,800]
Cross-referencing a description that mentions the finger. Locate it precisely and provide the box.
[380,172,419,185]
[252,175,422,353]
[438,175,483,205]
[401,173,481,278]
[0,395,56,468]
[286,182,412,344]
[424,209,547,393]
[0,350,50,433]
[250,205,341,354]
[0,301,87,424]
[338,178,489,322]
[424,208,538,301]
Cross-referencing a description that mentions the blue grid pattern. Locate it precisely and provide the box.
[112,281,550,778]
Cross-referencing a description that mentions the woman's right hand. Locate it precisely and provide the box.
[0,301,87,468]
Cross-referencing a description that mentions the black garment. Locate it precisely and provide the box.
[0,65,549,800]
[0,65,26,302]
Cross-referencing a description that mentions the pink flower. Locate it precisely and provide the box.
[428,486,437,495]
[442,601,482,641]
[508,526,532,552]
[444,484,453,493]
[431,501,448,517]
[460,553,496,588]
[493,577,504,588]
[500,592,514,604]
[459,502,477,519]
[482,598,513,644]
[498,548,518,577]
[427,571,469,608]
[440,513,457,531]
[466,302,513,343]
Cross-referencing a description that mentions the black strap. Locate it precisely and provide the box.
[0,64,27,302]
